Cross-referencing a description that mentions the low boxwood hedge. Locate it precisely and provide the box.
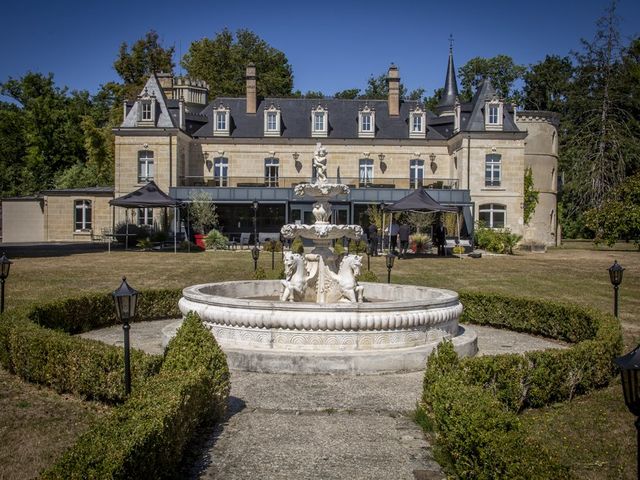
[418,291,623,478]
[0,288,229,478]
[41,312,230,480]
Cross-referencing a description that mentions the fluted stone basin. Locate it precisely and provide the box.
[172,280,477,374]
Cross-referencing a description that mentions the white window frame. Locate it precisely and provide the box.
[74,200,92,232]
[137,207,154,227]
[263,105,281,137]
[358,106,375,138]
[138,150,154,183]
[409,107,426,139]
[485,154,501,187]
[138,150,156,183]
[479,203,506,229]
[359,159,374,187]
[484,100,503,130]
[409,159,424,189]
[264,157,280,187]
[213,104,230,136]
[136,87,156,126]
[311,105,328,137]
[213,157,229,187]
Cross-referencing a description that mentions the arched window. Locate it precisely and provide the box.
[264,157,279,187]
[138,150,154,183]
[479,203,506,228]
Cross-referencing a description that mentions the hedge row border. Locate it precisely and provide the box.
[0,288,230,478]
[418,291,623,478]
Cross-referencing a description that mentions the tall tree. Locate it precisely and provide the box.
[561,1,638,219]
[522,55,574,113]
[424,88,444,112]
[0,102,27,196]
[458,55,525,102]
[334,88,360,99]
[182,28,293,98]
[0,73,90,193]
[360,72,423,101]
[114,30,175,88]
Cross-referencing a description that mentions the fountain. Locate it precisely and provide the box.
[173,143,477,373]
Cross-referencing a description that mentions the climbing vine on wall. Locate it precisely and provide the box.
[523,167,539,224]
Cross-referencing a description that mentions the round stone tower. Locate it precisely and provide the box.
[516,111,560,248]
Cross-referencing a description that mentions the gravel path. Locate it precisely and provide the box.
[81,321,565,480]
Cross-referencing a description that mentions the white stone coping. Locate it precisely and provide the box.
[179,280,462,332]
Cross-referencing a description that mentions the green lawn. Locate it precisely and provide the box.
[1,244,638,478]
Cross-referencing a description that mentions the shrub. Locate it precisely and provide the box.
[137,238,152,250]
[333,241,345,255]
[114,223,148,245]
[349,239,368,254]
[418,293,622,477]
[262,240,283,252]
[253,266,267,280]
[0,316,161,403]
[474,223,522,254]
[410,233,430,253]
[204,229,229,250]
[291,237,305,254]
[42,313,230,480]
[150,230,168,243]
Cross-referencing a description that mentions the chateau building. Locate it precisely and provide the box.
[2,50,559,246]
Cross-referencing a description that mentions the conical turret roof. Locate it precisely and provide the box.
[436,46,459,113]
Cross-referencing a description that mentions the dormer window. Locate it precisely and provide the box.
[311,105,328,137]
[263,104,281,137]
[137,88,156,126]
[484,99,503,130]
[213,104,230,137]
[409,107,426,138]
[358,106,375,138]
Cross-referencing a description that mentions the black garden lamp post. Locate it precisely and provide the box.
[251,245,260,272]
[380,201,386,255]
[0,252,13,313]
[112,276,139,396]
[385,252,395,284]
[252,199,259,247]
[615,345,640,478]
[608,260,624,318]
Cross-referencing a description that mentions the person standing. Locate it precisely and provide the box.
[398,222,411,258]
[434,220,447,256]
[367,223,379,256]
[389,221,399,254]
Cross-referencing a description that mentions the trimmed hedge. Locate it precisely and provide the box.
[0,315,161,402]
[41,313,230,479]
[0,288,183,403]
[418,292,623,478]
[28,288,182,334]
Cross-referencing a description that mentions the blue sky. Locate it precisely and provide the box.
[1,0,638,100]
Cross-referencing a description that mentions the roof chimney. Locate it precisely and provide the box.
[246,63,257,114]
[387,64,400,116]
[156,72,174,100]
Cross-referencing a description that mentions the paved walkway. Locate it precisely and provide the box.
[81,322,565,480]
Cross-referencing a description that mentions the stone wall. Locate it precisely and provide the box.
[45,194,112,242]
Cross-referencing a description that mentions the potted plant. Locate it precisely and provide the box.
[188,191,218,250]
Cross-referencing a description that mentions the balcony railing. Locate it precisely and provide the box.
[179,176,459,190]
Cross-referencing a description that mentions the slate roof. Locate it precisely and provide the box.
[192,97,447,140]
[41,187,114,195]
[122,74,176,129]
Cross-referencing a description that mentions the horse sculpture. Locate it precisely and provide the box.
[331,254,364,303]
[280,252,307,302]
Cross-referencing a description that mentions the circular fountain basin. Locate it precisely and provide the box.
[173,280,477,374]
